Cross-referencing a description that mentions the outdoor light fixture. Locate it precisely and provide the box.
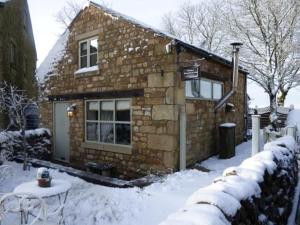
[67,104,77,117]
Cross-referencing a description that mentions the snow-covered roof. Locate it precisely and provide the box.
[37,1,247,84]
[249,106,291,115]
[36,30,69,84]
[90,1,244,71]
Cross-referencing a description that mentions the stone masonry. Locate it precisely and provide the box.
[40,3,247,179]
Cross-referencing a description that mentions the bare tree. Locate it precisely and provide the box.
[0,82,32,170]
[226,0,300,112]
[161,0,227,53]
[55,0,85,29]
[55,0,111,29]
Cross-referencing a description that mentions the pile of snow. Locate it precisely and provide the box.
[159,136,296,225]
[287,109,300,136]
[36,30,69,84]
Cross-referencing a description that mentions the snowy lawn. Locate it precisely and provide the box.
[0,141,252,225]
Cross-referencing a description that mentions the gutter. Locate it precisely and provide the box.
[174,40,248,74]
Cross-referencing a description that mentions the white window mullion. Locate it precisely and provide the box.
[87,40,90,68]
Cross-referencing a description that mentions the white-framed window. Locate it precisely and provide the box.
[186,78,223,100]
[79,37,98,69]
[85,99,131,146]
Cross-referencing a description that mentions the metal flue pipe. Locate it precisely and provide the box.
[214,42,243,112]
[231,42,243,91]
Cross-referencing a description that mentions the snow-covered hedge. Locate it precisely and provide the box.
[159,136,298,225]
[0,128,51,161]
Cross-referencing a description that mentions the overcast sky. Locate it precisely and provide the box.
[27,0,300,109]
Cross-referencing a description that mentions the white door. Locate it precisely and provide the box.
[54,102,70,162]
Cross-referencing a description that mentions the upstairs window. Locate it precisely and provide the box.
[186,78,223,100]
[10,41,17,68]
[79,37,98,69]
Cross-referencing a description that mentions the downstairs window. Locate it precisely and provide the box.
[85,99,131,146]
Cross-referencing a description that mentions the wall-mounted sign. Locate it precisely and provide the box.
[181,66,201,80]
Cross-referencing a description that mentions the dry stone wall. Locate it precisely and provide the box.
[0,128,51,162]
[159,136,298,225]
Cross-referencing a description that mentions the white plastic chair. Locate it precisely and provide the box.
[0,192,56,225]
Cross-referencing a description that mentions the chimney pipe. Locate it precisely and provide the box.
[231,42,243,91]
[214,42,243,112]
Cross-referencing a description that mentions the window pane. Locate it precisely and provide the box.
[90,39,98,54]
[80,56,87,68]
[87,102,99,120]
[80,42,87,56]
[116,100,130,121]
[86,122,98,141]
[213,83,222,100]
[100,123,114,143]
[191,80,200,97]
[116,124,131,145]
[100,101,114,121]
[200,80,212,99]
[90,54,97,66]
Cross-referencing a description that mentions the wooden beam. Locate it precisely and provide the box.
[48,89,144,101]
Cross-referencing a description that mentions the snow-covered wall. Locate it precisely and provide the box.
[159,136,298,225]
[0,128,51,162]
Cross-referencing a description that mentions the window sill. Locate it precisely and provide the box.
[81,142,132,155]
[186,96,220,102]
[74,65,99,77]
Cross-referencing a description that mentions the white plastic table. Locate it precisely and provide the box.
[13,179,71,225]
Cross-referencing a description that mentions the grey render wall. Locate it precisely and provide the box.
[0,0,37,129]
[0,0,37,97]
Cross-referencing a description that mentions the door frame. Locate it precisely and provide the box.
[52,101,70,163]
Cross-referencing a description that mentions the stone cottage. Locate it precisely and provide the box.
[38,2,248,179]
[0,0,37,128]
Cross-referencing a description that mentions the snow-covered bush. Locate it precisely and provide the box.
[159,136,298,225]
[0,128,51,163]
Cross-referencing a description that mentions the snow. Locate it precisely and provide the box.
[36,30,69,84]
[0,0,9,3]
[160,204,230,225]
[211,175,261,200]
[160,135,297,225]
[186,186,241,216]
[0,140,255,225]
[287,109,300,135]
[0,136,296,225]
[220,123,236,128]
[74,65,99,75]
[13,179,71,198]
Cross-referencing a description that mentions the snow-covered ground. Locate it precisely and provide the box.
[0,141,253,225]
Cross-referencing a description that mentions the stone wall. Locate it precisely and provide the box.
[0,128,51,162]
[0,0,37,129]
[182,52,246,165]
[40,5,179,179]
[0,0,37,97]
[40,4,247,179]
[159,136,298,225]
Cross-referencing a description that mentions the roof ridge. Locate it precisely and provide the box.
[88,1,247,73]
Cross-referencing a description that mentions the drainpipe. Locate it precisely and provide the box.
[215,42,243,112]
[172,42,187,171]
[180,105,186,170]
